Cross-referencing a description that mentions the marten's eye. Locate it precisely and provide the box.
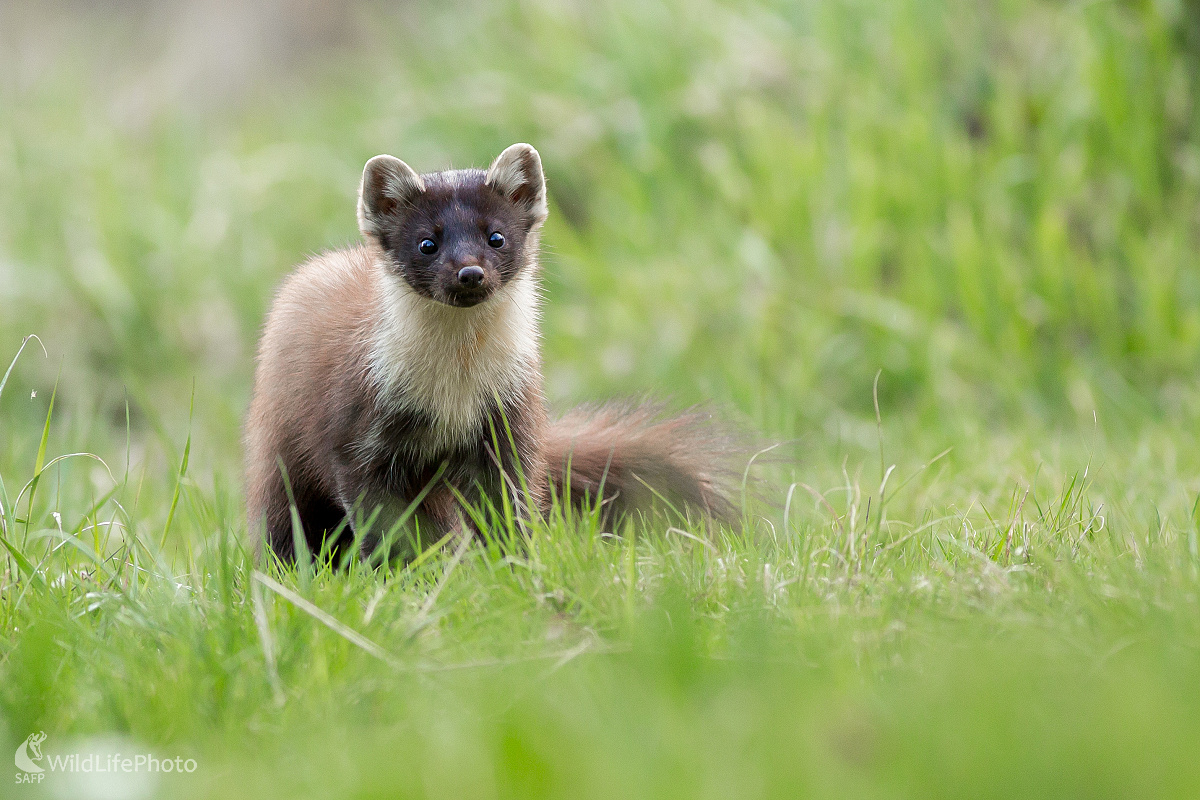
[418,239,437,255]
[488,231,505,248]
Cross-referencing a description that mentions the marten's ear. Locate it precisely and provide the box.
[358,155,426,239]
[486,143,548,226]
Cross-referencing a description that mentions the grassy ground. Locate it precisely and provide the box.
[3,0,1200,797]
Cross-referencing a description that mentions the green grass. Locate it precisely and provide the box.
[3,0,1200,797]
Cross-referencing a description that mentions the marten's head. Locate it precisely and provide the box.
[357,143,548,308]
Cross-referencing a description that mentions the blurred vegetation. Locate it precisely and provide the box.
[4,0,1200,459]
[3,0,1200,798]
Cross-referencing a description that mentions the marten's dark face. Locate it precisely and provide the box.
[378,171,535,308]
[358,145,549,309]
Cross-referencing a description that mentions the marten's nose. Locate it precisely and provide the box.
[457,265,485,288]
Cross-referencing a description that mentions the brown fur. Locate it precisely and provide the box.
[244,244,549,562]
[245,145,744,564]
[542,403,743,527]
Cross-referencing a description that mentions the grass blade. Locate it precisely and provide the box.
[23,366,59,541]
[253,571,396,666]
[160,383,194,549]
[0,334,46,403]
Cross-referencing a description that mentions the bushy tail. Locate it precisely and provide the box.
[542,402,745,527]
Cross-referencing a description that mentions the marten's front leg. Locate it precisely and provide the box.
[336,464,467,563]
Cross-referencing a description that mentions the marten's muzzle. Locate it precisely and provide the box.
[441,261,495,307]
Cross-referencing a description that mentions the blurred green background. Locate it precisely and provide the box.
[4,1,1200,798]
[5,0,1200,457]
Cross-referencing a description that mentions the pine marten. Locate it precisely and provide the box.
[245,143,740,563]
